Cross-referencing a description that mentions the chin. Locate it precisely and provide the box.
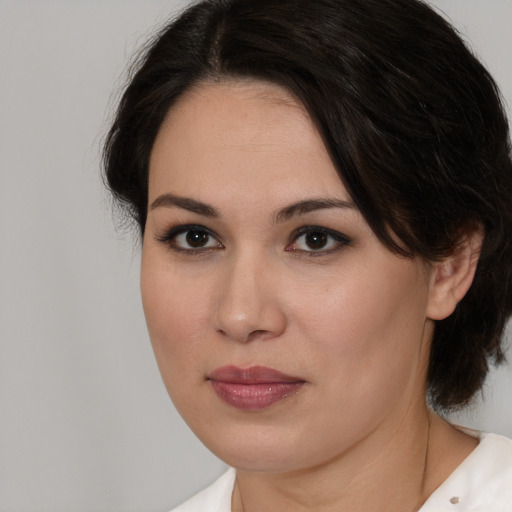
[194,421,322,473]
[214,445,304,473]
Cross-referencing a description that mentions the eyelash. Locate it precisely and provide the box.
[155,224,223,255]
[155,224,351,256]
[286,226,351,256]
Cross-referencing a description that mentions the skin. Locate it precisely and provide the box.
[141,81,479,511]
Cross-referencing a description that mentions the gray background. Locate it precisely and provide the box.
[1,1,511,511]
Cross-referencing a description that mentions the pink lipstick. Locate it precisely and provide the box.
[208,366,305,410]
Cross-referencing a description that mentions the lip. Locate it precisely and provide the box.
[208,365,305,410]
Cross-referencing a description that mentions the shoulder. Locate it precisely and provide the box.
[168,468,236,512]
[420,433,512,511]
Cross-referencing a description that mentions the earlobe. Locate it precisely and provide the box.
[427,229,484,321]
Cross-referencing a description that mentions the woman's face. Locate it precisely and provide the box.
[141,81,436,472]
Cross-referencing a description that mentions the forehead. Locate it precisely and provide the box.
[148,80,348,204]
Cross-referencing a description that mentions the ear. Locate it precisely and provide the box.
[427,229,484,321]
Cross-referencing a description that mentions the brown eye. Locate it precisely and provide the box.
[186,230,211,248]
[285,226,351,254]
[157,225,223,252]
[304,231,328,250]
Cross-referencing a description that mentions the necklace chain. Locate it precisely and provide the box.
[236,475,246,512]
[234,418,430,512]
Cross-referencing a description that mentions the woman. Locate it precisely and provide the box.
[103,0,512,510]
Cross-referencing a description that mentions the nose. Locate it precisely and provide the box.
[213,251,287,343]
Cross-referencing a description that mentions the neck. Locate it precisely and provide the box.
[232,409,477,512]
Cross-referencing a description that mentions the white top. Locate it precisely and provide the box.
[169,433,512,512]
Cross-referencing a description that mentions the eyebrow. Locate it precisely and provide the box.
[150,193,219,217]
[150,193,356,222]
[273,198,356,223]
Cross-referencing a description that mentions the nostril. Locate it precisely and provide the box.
[245,329,271,342]
[213,279,287,342]
[216,327,274,343]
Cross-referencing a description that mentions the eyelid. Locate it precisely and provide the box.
[154,223,350,256]
[286,225,351,254]
[155,224,224,253]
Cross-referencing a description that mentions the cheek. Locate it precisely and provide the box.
[140,255,220,428]
[140,251,212,375]
[294,260,431,396]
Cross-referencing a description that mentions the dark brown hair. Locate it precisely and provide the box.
[103,0,512,411]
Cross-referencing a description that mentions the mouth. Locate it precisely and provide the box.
[207,365,305,410]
